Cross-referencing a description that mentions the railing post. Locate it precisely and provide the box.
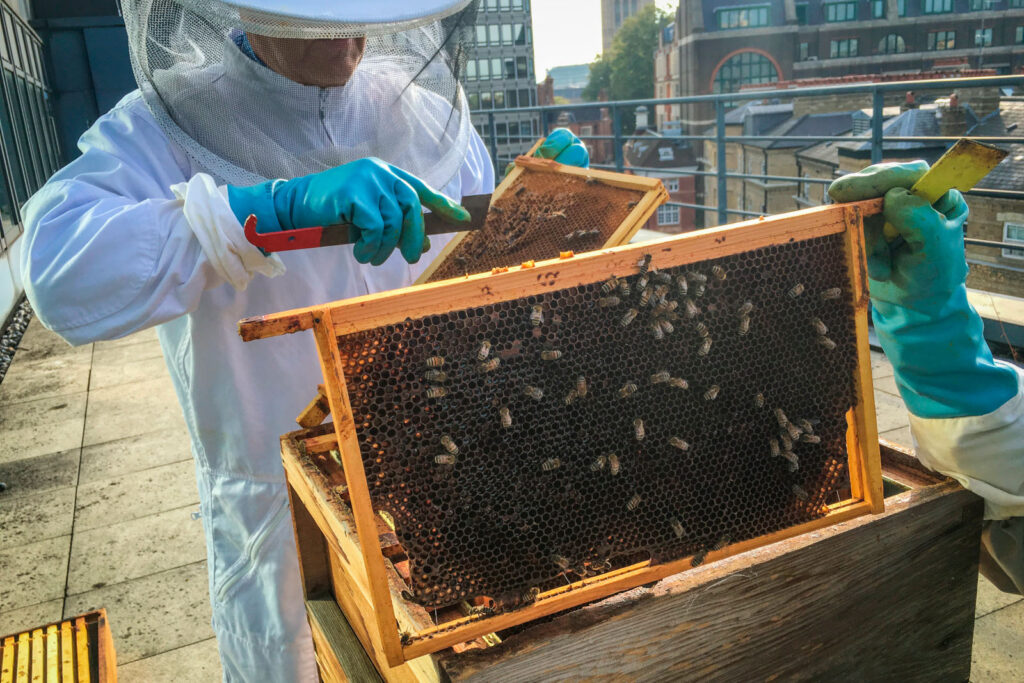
[488,111,499,177]
[716,100,728,226]
[612,105,624,173]
[871,90,884,165]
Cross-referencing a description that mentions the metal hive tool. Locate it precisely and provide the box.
[338,233,858,611]
[417,156,668,284]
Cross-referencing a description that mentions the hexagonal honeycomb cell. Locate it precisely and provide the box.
[337,233,857,611]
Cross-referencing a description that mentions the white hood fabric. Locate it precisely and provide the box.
[21,82,493,681]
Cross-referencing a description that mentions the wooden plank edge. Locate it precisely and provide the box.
[401,501,873,660]
[512,155,666,191]
[606,185,670,248]
[307,596,384,683]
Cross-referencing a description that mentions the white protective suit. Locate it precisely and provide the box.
[21,44,494,681]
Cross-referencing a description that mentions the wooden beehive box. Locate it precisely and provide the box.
[1,610,116,683]
[238,199,885,669]
[416,155,669,283]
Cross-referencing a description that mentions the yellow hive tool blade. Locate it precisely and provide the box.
[883,138,1008,240]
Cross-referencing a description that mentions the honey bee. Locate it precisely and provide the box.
[521,587,541,603]
[618,279,632,296]
[479,358,501,372]
[491,205,505,214]
[434,454,457,465]
[691,548,708,567]
[626,493,643,511]
[820,287,842,300]
[601,276,619,294]
[781,450,799,472]
[576,376,588,398]
[546,209,566,219]
[786,421,803,440]
[540,349,563,361]
[585,176,599,185]
[694,283,707,298]
[774,408,790,429]
[792,484,809,501]
[797,418,815,434]
[737,301,754,317]
[628,200,640,208]
[711,534,731,551]
[675,274,689,296]
[551,554,571,571]
[620,308,639,327]
[684,298,700,319]
[500,406,512,429]
[599,296,621,307]
[659,318,676,337]
[542,458,561,471]
[788,283,805,298]
[477,340,492,361]
[738,316,751,336]
[810,318,828,336]
[652,271,672,285]
[800,433,821,444]
[779,432,793,451]
[770,439,781,458]
[515,184,527,195]
[703,385,720,401]
[639,287,653,307]
[669,377,689,390]
[637,253,652,275]
[636,273,649,293]
[754,392,766,408]
[564,389,579,406]
[633,418,645,441]
[426,355,445,368]
[565,230,582,241]
[426,386,449,398]
[669,436,690,451]
[818,336,837,351]
[424,369,447,383]
[697,337,712,356]
[650,322,665,340]
[670,517,685,539]
[524,385,544,400]
[695,321,710,338]
[608,453,621,475]
[619,382,639,398]
[687,271,707,284]
[441,435,459,455]
[590,454,607,471]
[710,265,727,281]
[650,370,671,384]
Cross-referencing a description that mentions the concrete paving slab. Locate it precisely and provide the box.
[0,449,79,499]
[879,425,913,448]
[0,391,87,464]
[874,389,911,434]
[82,377,184,447]
[79,427,192,484]
[63,561,214,665]
[14,320,91,364]
[0,535,70,612]
[972,600,1024,682]
[0,485,75,548]
[870,349,894,379]
[74,459,199,532]
[118,637,221,683]
[0,599,63,638]
[67,505,205,596]
[976,574,1023,619]
[0,354,92,405]
[89,353,169,391]
[873,373,899,397]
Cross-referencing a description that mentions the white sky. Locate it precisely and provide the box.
[530,0,677,82]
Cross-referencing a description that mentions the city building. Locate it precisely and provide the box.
[623,127,700,233]
[544,63,590,103]
[462,0,540,168]
[602,0,656,52]
[655,0,1024,131]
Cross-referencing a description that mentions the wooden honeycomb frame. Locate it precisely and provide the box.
[238,199,885,668]
[414,155,669,284]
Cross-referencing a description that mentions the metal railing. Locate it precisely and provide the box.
[471,74,1024,253]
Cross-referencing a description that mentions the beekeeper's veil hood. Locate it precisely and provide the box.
[122,0,477,189]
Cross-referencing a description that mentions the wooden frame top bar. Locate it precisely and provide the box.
[238,198,882,342]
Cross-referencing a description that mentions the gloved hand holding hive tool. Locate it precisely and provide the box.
[828,156,1024,595]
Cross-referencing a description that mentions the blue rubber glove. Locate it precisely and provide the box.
[828,163,1018,418]
[535,128,589,168]
[227,157,470,265]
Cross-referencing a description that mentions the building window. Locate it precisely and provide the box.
[506,89,518,107]
[466,60,477,80]
[476,25,487,45]
[1017,26,1024,43]
[712,51,779,97]
[799,42,810,60]
[1012,0,1024,6]
[970,0,994,8]
[878,34,906,53]
[927,30,956,50]
[514,23,526,45]
[824,1,857,22]
[491,57,502,79]
[480,91,492,109]
[922,0,953,12]
[657,204,681,226]
[716,5,770,29]
[500,0,510,9]
[898,0,907,14]
[872,0,885,17]
[796,3,808,23]
[478,59,490,79]
[1003,222,1024,259]
[830,38,859,57]
[488,24,500,45]
[975,28,993,46]
[486,0,497,9]
[504,57,516,79]
[664,178,680,192]
[516,55,528,79]
[490,89,503,108]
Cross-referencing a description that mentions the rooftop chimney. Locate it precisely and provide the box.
[938,91,967,137]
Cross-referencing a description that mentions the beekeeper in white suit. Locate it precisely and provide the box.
[19,0,588,679]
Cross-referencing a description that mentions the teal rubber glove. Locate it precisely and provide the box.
[828,162,1018,418]
[227,157,469,265]
[535,128,589,168]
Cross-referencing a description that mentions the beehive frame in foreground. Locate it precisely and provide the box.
[238,198,885,667]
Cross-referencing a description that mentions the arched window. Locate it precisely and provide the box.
[878,34,906,54]
[712,51,780,95]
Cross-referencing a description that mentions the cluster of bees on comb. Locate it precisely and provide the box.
[340,234,857,611]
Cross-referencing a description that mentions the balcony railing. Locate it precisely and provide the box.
[470,74,1024,254]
